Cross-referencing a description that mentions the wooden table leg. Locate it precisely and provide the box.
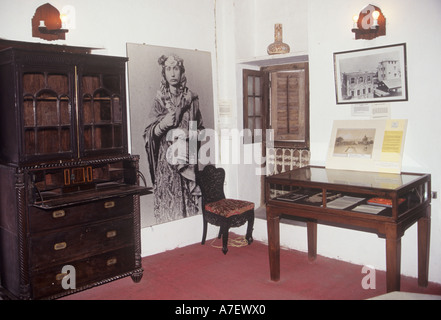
[307,220,317,261]
[385,233,401,292]
[418,205,431,287]
[266,206,280,281]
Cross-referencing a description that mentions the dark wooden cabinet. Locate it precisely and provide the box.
[0,47,128,165]
[0,41,150,299]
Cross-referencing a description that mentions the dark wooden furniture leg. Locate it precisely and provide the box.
[267,207,280,281]
[307,220,317,261]
[385,226,401,292]
[246,214,254,244]
[201,217,208,245]
[221,225,229,254]
[418,206,431,287]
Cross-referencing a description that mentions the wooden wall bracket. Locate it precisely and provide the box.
[31,3,68,41]
[352,4,386,40]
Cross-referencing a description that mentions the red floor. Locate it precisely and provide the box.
[61,235,441,300]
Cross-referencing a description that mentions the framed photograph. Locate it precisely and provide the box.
[334,43,408,104]
[326,119,407,173]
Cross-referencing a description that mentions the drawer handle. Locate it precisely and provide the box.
[104,201,115,209]
[106,230,117,238]
[52,210,66,219]
[107,258,117,266]
[54,242,67,251]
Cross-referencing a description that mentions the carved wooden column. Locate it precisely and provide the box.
[16,169,30,299]
[131,156,143,283]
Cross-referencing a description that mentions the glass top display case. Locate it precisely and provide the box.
[266,165,430,220]
[265,165,431,293]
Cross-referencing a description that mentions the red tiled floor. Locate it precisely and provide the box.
[61,235,441,300]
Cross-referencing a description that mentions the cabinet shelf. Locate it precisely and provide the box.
[83,122,115,126]
[24,125,71,129]
[82,97,113,101]
[23,96,71,101]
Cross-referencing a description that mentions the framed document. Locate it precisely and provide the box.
[326,119,407,173]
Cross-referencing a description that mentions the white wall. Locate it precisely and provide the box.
[0,0,215,56]
[306,0,441,284]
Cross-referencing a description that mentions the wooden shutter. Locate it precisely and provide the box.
[269,63,309,148]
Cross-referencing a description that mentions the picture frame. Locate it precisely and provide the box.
[333,43,408,104]
[326,119,407,174]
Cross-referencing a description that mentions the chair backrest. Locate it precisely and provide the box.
[197,165,226,203]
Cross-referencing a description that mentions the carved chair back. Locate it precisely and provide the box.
[197,165,226,204]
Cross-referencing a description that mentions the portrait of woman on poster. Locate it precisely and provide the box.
[143,54,204,224]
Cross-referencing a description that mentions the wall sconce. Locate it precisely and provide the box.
[32,3,68,41]
[351,4,386,40]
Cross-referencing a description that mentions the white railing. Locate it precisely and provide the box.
[266,147,310,176]
[266,147,310,199]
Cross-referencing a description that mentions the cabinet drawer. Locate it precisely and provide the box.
[31,246,136,299]
[30,217,134,270]
[29,196,134,233]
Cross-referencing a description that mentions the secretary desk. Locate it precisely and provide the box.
[0,40,151,299]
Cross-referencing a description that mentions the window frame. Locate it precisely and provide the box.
[242,69,267,144]
[242,62,310,149]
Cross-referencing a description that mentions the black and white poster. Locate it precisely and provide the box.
[127,43,215,227]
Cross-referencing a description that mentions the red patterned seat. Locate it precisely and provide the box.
[205,199,255,218]
[197,165,254,254]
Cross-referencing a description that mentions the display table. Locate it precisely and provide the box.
[265,166,431,292]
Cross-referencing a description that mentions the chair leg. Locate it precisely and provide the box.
[245,212,254,245]
[221,227,229,255]
[201,217,208,245]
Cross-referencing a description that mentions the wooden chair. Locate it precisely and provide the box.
[197,165,254,254]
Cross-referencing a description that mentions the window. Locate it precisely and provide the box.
[243,70,265,143]
[242,62,309,148]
